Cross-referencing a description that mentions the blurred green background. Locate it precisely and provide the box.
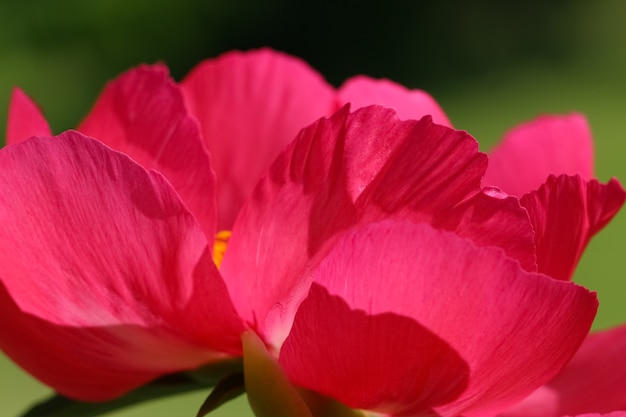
[1,0,625,416]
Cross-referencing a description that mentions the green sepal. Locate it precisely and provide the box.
[299,390,367,417]
[20,358,243,417]
[243,331,313,417]
[242,331,364,417]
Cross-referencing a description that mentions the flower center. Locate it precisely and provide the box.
[213,230,232,269]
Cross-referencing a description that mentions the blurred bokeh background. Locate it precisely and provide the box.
[1,0,625,416]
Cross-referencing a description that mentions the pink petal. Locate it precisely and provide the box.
[181,48,336,230]
[484,114,594,197]
[279,221,597,417]
[520,175,625,281]
[0,132,243,401]
[220,105,359,347]
[338,75,452,127]
[78,64,217,241]
[353,118,536,271]
[500,324,626,417]
[569,414,626,417]
[5,88,52,145]
[431,188,537,272]
[563,414,626,417]
[221,105,536,347]
[281,284,469,416]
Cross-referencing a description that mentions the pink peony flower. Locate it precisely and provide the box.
[1,49,624,417]
[225,106,623,417]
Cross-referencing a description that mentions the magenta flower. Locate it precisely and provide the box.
[225,107,623,417]
[1,49,625,417]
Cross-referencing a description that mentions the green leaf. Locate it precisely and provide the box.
[196,372,245,417]
[21,359,243,417]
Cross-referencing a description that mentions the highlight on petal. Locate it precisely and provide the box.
[221,104,394,345]
[501,324,626,417]
[279,221,597,417]
[484,114,594,197]
[0,132,243,401]
[5,87,52,145]
[181,48,336,230]
[338,75,452,127]
[221,105,536,347]
[78,64,217,241]
[520,175,625,281]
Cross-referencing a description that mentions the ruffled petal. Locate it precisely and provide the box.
[354,116,536,271]
[78,64,217,241]
[5,88,52,145]
[484,114,594,196]
[431,188,537,272]
[220,105,358,347]
[520,175,625,281]
[500,324,626,417]
[0,132,243,401]
[279,221,597,417]
[338,75,452,127]
[181,48,336,230]
[222,105,536,347]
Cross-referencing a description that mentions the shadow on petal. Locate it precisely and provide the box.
[280,284,469,416]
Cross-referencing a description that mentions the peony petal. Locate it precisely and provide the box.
[281,284,469,417]
[431,188,537,272]
[565,414,626,417]
[353,117,536,271]
[279,221,597,417]
[484,114,594,197]
[221,105,536,347]
[500,324,626,417]
[520,175,625,281]
[5,87,52,145]
[220,105,358,347]
[219,106,432,341]
[78,64,217,241]
[338,75,452,127]
[0,132,243,401]
[181,48,336,230]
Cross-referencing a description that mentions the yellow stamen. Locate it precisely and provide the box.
[213,230,232,269]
